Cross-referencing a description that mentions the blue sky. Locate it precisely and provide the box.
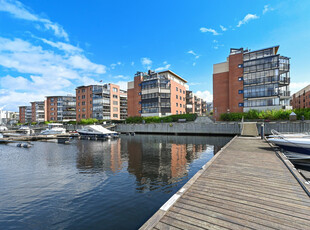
[1,0,310,111]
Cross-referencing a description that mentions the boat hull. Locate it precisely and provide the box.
[268,138,310,155]
[77,131,118,138]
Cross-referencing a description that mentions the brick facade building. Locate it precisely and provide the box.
[291,84,310,109]
[213,46,290,120]
[127,70,188,117]
[76,83,127,122]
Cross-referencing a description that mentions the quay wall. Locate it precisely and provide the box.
[116,121,310,135]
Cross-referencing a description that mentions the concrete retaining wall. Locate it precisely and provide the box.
[116,121,310,135]
[116,122,240,135]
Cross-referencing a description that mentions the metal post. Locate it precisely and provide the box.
[261,123,265,139]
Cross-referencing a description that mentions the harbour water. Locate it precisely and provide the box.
[0,134,231,229]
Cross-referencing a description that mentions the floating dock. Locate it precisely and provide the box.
[140,136,310,229]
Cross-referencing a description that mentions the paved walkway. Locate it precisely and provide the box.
[140,137,310,229]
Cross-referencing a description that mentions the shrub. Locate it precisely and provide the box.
[79,118,99,125]
[125,113,198,124]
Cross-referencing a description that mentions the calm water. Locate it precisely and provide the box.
[0,134,231,230]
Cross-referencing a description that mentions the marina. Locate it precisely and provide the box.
[0,134,230,230]
[141,136,310,229]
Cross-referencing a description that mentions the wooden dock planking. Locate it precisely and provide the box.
[140,137,310,229]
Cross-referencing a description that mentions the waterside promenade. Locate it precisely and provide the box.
[140,136,310,229]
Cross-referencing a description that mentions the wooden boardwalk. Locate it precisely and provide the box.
[140,136,310,230]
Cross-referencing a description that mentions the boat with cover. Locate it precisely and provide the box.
[77,125,119,138]
[268,129,310,138]
[268,136,310,155]
[40,123,66,135]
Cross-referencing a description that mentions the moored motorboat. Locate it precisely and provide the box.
[77,125,119,138]
[0,125,8,131]
[268,137,310,155]
[40,123,66,135]
[268,129,310,138]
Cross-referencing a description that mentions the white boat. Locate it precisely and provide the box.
[19,126,30,131]
[0,125,8,131]
[40,123,66,135]
[268,129,310,138]
[77,125,119,138]
[268,137,310,155]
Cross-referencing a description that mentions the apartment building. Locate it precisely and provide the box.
[213,45,290,120]
[186,91,207,116]
[31,101,45,123]
[46,95,76,122]
[127,70,188,117]
[291,84,310,109]
[76,83,127,122]
[19,106,32,123]
[0,110,19,125]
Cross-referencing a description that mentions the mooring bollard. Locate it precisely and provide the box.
[261,123,265,139]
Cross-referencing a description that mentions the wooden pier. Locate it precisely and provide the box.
[141,136,310,229]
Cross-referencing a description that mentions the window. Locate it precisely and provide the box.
[113,101,118,105]
[51,112,54,115]
[82,114,86,118]
[176,95,178,99]
[238,77,243,81]
[82,101,86,105]
[78,96,80,100]
[51,117,54,120]
[82,108,86,112]
[51,108,54,111]
[176,103,178,107]
[82,95,85,99]
[238,103,244,107]
[113,107,118,112]
[238,64,243,68]
[138,92,141,95]
[113,114,118,118]
[180,89,182,93]
[82,89,85,93]
[113,87,118,92]
[113,95,118,99]
[51,103,54,106]
[176,87,178,91]
[183,90,185,94]
[176,111,178,114]
[238,90,243,94]
[51,98,54,102]
[78,90,80,93]
[90,100,92,104]
[78,103,80,106]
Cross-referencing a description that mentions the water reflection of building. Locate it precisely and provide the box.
[76,139,122,173]
[125,135,212,192]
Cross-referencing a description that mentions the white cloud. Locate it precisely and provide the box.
[195,90,213,102]
[200,27,220,35]
[113,75,128,80]
[220,25,227,31]
[193,62,196,66]
[187,50,200,59]
[110,62,121,69]
[237,14,259,27]
[155,64,171,72]
[0,36,107,110]
[141,57,152,69]
[0,0,69,41]
[290,82,310,94]
[112,81,128,90]
[131,61,135,66]
[213,40,218,43]
[40,38,82,53]
[263,5,273,14]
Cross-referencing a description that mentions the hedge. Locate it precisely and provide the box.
[220,108,310,121]
[126,113,198,124]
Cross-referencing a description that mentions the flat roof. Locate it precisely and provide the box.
[157,70,187,83]
[245,45,280,54]
[45,95,75,98]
